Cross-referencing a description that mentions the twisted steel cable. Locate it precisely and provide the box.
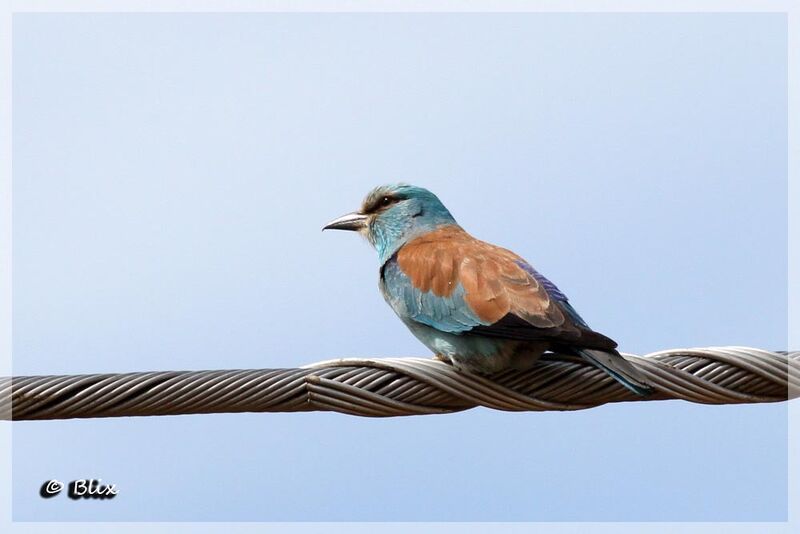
[1,346,797,421]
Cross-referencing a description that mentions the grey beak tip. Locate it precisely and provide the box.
[322,212,368,232]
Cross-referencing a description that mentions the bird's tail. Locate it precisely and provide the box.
[577,349,653,396]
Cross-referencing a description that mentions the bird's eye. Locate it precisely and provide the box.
[381,196,392,207]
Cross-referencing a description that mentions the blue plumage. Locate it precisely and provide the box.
[381,259,484,333]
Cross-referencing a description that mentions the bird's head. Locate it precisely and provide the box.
[323,184,457,263]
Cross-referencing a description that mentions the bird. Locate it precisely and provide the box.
[323,184,652,395]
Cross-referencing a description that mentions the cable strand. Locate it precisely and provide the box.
[2,346,798,420]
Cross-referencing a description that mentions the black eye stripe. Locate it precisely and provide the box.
[366,195,401,213]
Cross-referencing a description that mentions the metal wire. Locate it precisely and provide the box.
[2,346,797,420]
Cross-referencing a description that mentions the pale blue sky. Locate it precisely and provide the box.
[11,13,787,521]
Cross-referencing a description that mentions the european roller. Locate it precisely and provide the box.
[323,184,652,395]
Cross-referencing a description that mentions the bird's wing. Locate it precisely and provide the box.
[382,259,485,333]
[383,226,616,350]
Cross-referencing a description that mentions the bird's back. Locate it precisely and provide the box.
[380,225,617,352]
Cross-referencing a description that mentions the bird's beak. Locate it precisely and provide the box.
[322,211,369,231]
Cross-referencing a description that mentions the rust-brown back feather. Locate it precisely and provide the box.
[396,225,617,350]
